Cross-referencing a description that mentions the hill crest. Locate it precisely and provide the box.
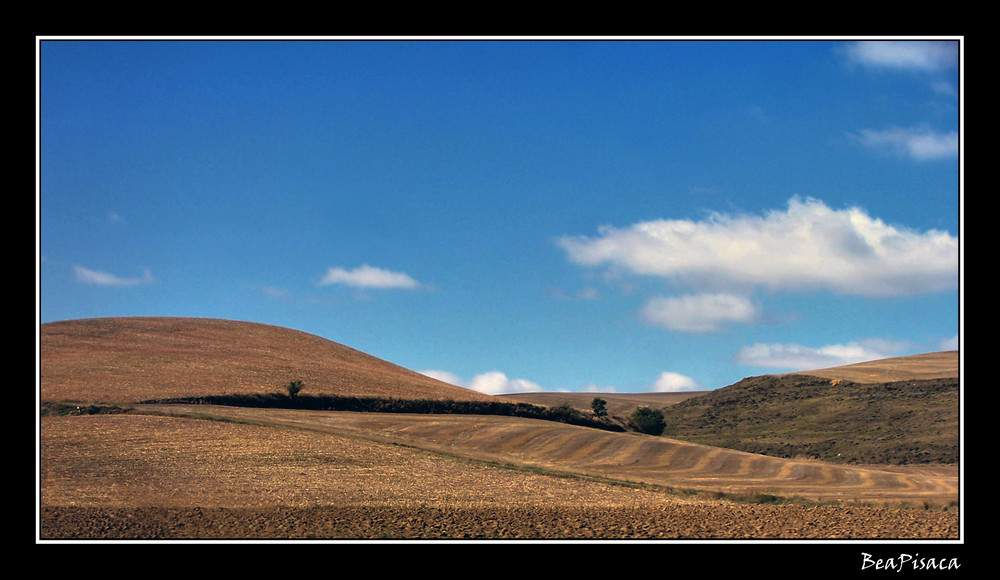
[659,372,959,465]
[39,316,495,404]
[778,350,958,383]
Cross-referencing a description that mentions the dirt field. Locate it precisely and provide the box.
[134,404,959,506]
[39,503,959,540]
[39,412,960,540]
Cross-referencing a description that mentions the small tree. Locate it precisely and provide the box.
[590,397,608,418]
[286,379,305,398]
[630,405,665,436]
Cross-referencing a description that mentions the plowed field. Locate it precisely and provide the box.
[39,411,959,540]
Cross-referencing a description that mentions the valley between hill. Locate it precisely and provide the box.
[38,317,962,540]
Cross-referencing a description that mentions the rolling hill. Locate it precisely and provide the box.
[779,350,959,383]
[658,373,959,465]
[39,316,495,404]
[507,391,709,417]
[505,352,959,466]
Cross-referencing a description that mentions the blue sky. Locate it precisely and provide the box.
[37,38,962,394]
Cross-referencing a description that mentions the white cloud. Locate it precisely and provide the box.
[418,369,464,386]
[851,126,958,161]
[74,266,154,287]
[641,292,759,332]
[467,371,544,395]
[651,371,703,392]
[418,369,544,395]
[558,196,957,298]
[319,264,421,289]
[939,334,959,351]
[845,40,958,72]
[736,339,910,371]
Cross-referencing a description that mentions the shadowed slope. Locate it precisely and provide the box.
[659,372,959,465]
[39,317,493,404]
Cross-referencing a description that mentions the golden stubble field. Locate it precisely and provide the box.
[38,317,962,540]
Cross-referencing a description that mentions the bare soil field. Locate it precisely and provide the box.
[39,413,959,540]
[40,504,959,541]
[135,404,960,506]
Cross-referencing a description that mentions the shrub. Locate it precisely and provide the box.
[630,405,666,436]
[591,397,608,417]
[286,379,305,398]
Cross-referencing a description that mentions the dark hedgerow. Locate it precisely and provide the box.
[142,393,626,432]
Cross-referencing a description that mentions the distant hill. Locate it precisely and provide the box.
[504,391,708,417]
[780,351,958,383]
[659,370,959,465]
[39,317,495,404]
[505,351,959,465]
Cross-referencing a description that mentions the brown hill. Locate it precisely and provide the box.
[504,391,708,417]
[501,352,960,465]
[782,351,959,383]
[659,372,959,465]
[506,352,959,416]
[39,317,494,404]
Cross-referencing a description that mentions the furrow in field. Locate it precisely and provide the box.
[138,405,958,504]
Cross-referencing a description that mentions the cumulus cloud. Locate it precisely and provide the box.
[736,338,910,371]
[418,369,464,386]
[319,264,421,289]
[641,292,759,332]
[469,371,544,395]
[651,371,703,392]
[74,266,154,287]
[557,196,957,298]
[844,40,958,72]
[419,369,544,395]
[851,126,958,161]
